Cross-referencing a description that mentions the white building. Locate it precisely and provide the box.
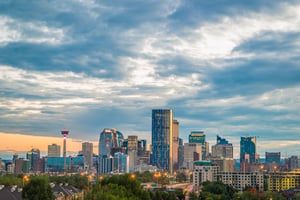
[193,161,219,189]
[193,161,264,192]
[217,172,264,192]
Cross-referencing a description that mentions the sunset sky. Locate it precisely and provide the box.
[1,0,300,158]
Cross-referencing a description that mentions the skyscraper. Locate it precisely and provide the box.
[240,136,259,172]
[265,152,281,164]
[98,128,124,157]
[26,148,40,171]
[98,128,125,173]
[183,143,202,170]
[173,119,179,170]
[152,109,173,173]
[48,144,61,157]
[212,135,233,158]
[178,138,184,169]
[189,131,209,160]
[82,142,93,170]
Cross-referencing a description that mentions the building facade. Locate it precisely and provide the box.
[48,144,61,157]
[189,131,208,160]
[211,135,233,159]
[183,143,202,170]
[172,119,179,170]
[217,172,264,192]
[265,152,280,164]
[151,109,173,172]
[82,142,93,170]
[193,161,219,190]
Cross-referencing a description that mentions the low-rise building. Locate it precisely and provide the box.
[217,172,264,192]
[267,170,300,191]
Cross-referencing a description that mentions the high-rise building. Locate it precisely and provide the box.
[189,131,209,160]
[240,136,258,164]
[98,128,124,157]
[82,142,93,170]
[98,128,125,173]
[240,136,259,172]
[212,136,233,158]
[26,148,40,171]
[265,152,280,164]
[178,138,184,169]
[48,144,61,157]
[285,156,299,171]
[113,152,129,173]
[15,159,24,174]
[183,143,202,170]
[173,119,179,170]
[128,136,138,151]
[151,109,173,173]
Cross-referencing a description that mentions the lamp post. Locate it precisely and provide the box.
[23,175,29,187]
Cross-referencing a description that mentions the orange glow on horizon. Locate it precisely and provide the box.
[0,132,98,154]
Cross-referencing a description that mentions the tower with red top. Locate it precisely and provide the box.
[61,129,69,173]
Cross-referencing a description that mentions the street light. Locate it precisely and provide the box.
[131,174,136,179]
[23,175,29,187]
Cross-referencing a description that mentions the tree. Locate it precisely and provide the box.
[22,176,55,200]
[189,191,198,200]
[176,173,187,183]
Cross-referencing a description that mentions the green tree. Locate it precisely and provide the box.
[22,176,55,200]
[189,191,198,200]
[176,173,187,183]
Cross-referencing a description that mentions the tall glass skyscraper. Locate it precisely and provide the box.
[240,136,257,164]
[151,109,173,173]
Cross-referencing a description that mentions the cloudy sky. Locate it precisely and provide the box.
[0,0,300,158]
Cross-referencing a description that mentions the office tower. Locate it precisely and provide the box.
[173,119,179,170]
[128,136,138,151]
[138,139,147,156]
[99,128,124,157]
[178,138,184,169]
[152,109,173,173]
[113,152,129,173]
[212,135,233,158]
[98,128,124,173]
[285,156,298,171]
[240,136,258,164]
[22,160,30,173]
[189,131,209,160]
[265,152,281,164]
[128,150,138,172]
[183,143,202,170]
[13,154,18,163]
[61,129,69,173]
[48,144,61,157]
[15,159,24,174]
[26,148,40,171]
[82,142,93,170]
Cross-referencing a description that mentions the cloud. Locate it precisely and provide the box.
[0,0,300,157]
[0,16,68,46]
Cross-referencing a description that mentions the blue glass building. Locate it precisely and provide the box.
[151,109,173,173]
[240,136,257,164]
[46,157,84,172]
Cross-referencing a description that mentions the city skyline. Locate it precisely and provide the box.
[1,1,300,158]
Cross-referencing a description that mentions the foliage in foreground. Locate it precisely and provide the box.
[22,176,55,200]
